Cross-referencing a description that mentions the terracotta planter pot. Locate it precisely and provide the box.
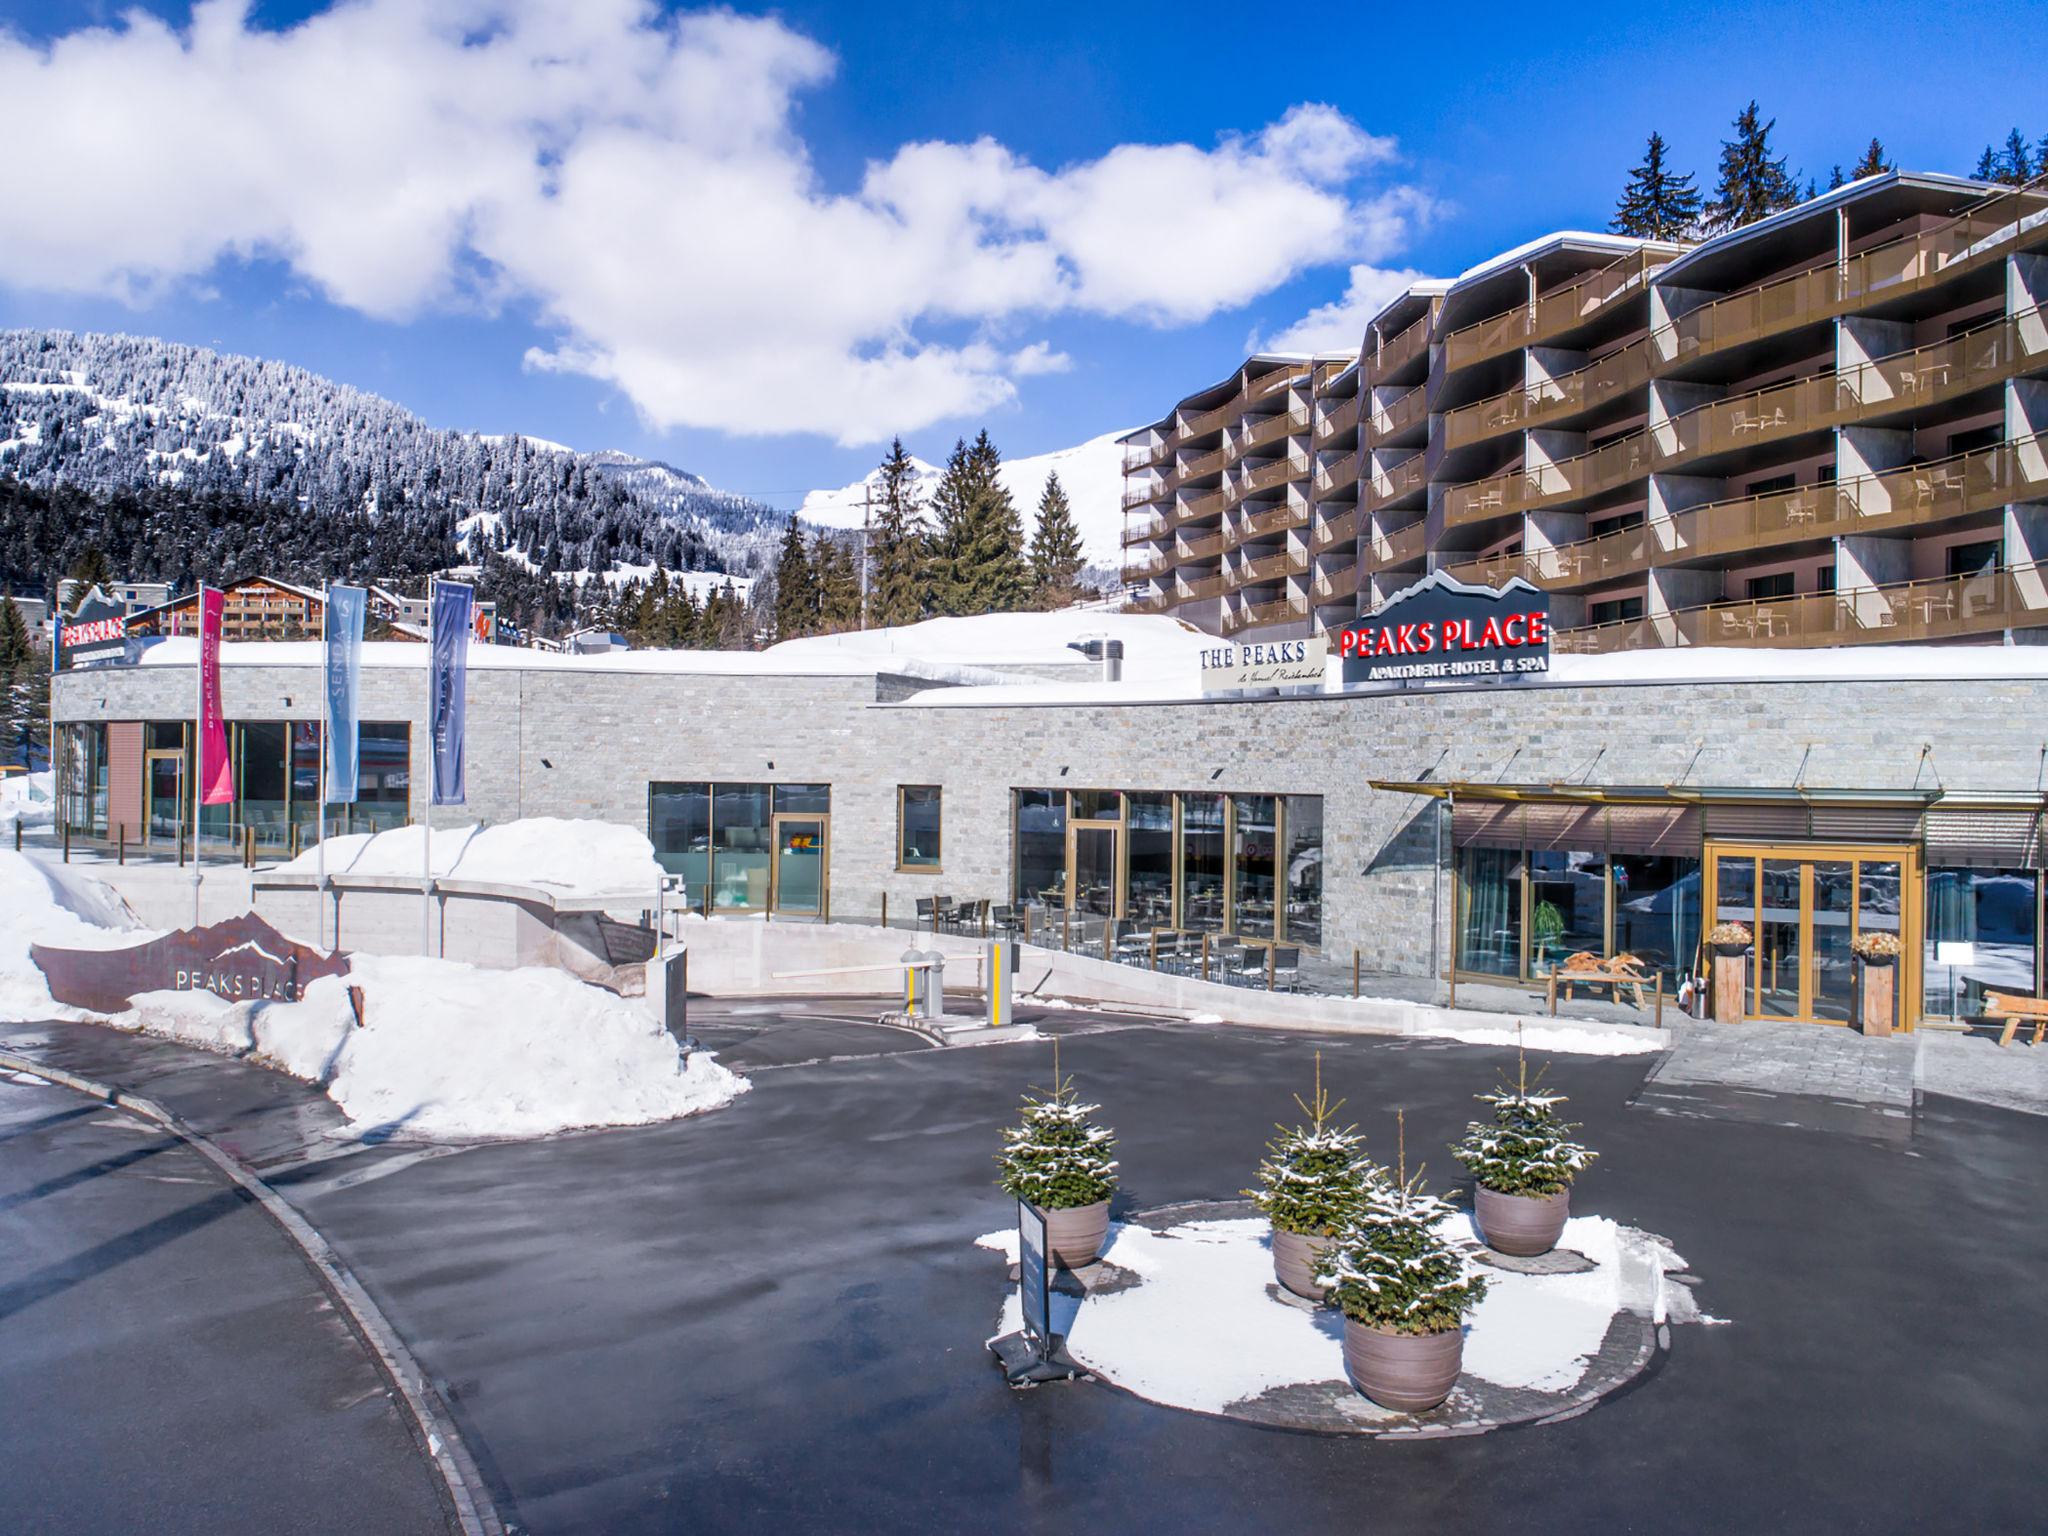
[1475,1185,1570,1257]
[1270,1226,1336,1300]
[1040,1200,1110,1268]
[1342,1319,1463,1412]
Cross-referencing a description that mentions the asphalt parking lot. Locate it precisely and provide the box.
[4,1001,2046,1535]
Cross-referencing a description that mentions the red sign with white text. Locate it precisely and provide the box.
[1337,574,1552,685]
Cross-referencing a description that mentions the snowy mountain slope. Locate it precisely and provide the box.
[798,428,1132,566]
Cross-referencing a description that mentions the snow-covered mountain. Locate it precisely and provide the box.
[797,427,1132,567]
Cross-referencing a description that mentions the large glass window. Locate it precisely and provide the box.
[236,721,289,848]
[356,723,411,830]
[898,786,941,870]
[1071,789,1121,821]
[648,781,831,909]
[712,783,772,909]
[650,781,712,887]
[1460,848,1522,977]
[1611,855,1702,988]
[290,723,320,844]
[1527,850,1608,975]
[774,783,831,815]
[1015,789,1066,905]
[1180,794,1226,932]
[1127,792,1174,928]
[1232,794,1278,939]
[1925,867,2038,1021]
[1284,796,1323,949]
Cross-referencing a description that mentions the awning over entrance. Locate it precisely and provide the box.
[1368,780,2048,812]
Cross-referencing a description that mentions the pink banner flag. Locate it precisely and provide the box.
[198,587,235,806]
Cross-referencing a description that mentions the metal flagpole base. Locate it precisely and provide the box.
[987,1331,1082,1388]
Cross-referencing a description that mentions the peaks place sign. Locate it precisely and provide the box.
[1336,572,1551,686]
[31,913,351,1017]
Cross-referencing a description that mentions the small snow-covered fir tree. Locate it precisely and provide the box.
[995,1043,1118,1210]
[1452,1053,1597,1198]
[1246,1052,1381,1238]
[1315,1113,1486,1335]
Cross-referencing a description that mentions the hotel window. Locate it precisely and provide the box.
[1946,540,2001,579]
[1589,596,1644,626]
[898,786,942,870]
[1746,474,1797,497]
[1745,572,1795,601]
[1527,850,1608,975]
[1284,795,1324,949]
[1459,848,1523,978]
[1816,567,1837,594]
[1127,792,1175,928]
[1947,424,2003,457]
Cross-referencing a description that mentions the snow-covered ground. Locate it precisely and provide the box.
[0,769,54,830]
[979,1211,1708,1416]
[276,817,665,899]
[0,848,744,1139]
[762,608,1208,682]
[798,428,1133,567]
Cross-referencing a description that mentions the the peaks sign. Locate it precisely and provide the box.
[1337,574,1551,686]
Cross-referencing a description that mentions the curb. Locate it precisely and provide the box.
[0,1049,506,1536]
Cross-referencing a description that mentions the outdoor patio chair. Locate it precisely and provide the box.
[1268,945,1301,992]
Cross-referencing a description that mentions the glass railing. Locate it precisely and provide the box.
[1234,407,1310,458]
[1121,479,1169,510]
[1370,383,1428,440]
[1229,455,1309,504]
[1443,249,1658,373]
[1555,560,2048,654]
[1365,452,1428,511]
[1123,589,1175,615]
[1662,180,2048,364]
[1239,501,1311,540]
[1234,548,1310,585]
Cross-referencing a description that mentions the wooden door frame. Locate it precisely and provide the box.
[142,747,185,846]
[1703,840,1921,1029]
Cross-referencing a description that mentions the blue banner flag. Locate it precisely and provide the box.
[323,585,365,803]
[428,581,474,806]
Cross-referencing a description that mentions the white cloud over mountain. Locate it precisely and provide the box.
[0,0,1430,445]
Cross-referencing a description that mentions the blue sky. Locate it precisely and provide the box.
[0,0,2041,505]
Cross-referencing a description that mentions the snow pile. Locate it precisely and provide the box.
[279,816,664,898]
[981,1211,1703,1414]
[0,850,149,1020]
[767,609,1209,684]
[0,770,54,830]
[125,955,744,1140]
[1411,1021,1663,1057]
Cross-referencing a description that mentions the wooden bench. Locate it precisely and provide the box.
[1983,991,2048,1048]
[1546,965,1663,1025]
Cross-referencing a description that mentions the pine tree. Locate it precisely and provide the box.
[1705,101,1800,231]
[1826,165,1845,192]
[867,438,927,629]
[0,597,39,767]
[813,532,861,633]
[1975,145,2001,180]
[1451,1055,1599,1198]
[1992,128,2036,186]
[65,545,112,605]
[1245,1053,1381,1238]
[1611,132,1702,241]
[927,431,1030,616]
[1851,138,1891,180]
[994,1051,1118,1211]
[772,513,817,642]
[1027,471,1086,610]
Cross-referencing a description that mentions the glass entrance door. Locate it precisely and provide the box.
[1708,844,1919,1026]
[145,750,184,845]
[1068,825,1119,919]
[771,816,827,917]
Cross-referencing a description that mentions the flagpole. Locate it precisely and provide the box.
[422,579,434,958]
[317,583,329,950]
[191,583,205,931]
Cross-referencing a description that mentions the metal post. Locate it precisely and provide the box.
[1062,907,1070,952]
[1201,932,1211,982]
[986,937,1012,1030]
[62,821,70,862]
[192,586,205,931]
[1353,948,1360,998]
[1266,945,1276,991]
[118,823,125,866]
[881,891,887,930]
[316,583,327,950]
[422,580,434,958]
[1655,973,1664,1030]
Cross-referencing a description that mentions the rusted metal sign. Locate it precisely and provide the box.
[31,913,350,1016]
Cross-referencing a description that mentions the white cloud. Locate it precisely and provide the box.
[0,2,1431,444]
[1260,260,1437,355]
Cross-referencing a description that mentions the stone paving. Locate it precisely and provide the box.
[1917,1032,2048,1119]
[1649,1018,1918,1108]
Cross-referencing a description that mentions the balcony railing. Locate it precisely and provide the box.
[1554,560,2048,654]
[1445,523,1651,591]
[1661,180,2048,366]
[1369,383,1428,441]
[1311,507,1360,553]
[1121,512,1170,547]
[1310,563,1360,603]
[1227,454,1309,506]
[1169,489,1228,530]
[1365,310,1432,387]
[1313,453,1360,496]
[1176,400,1233,442]
[1122,437,1171,472]
[1442,249,1660,374]
[1369,517,1428,568]
[1176,573,1225,602]
[1121,552,1169,582]
[1314,393,1363,443]
[1237,500,1311,541]
[1234,407,1310,458]
[1178,443,1230,481]
[1175,529,1226,562]
[1233,548,1310,586]
[1124,589,1175,615]
[1221,595,1310,635]
[1365,452,1428,512]
[1122,479,1168,511]
[1441,337,1655,451]
[1442,431,1653,528]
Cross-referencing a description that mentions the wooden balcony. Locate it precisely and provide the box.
[1176,573,1225,602]
[1555,560,2048,654]
[1442,431,1653,528]
[1444,523,1650,591]
[1175,529,1226,562]
[1168,488,1228,531]
[1121,437,1171,472]
[1369,383,1428,441]
[1310,563,1360,604]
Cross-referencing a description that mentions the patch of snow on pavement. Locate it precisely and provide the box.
[0,770,55,830]
[1419,1022,1663,1057]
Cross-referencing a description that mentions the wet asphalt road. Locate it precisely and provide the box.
[5,1002,2047,1535]
[0,1070,451,1536]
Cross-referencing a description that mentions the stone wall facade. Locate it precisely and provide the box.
[54,658,2048,977]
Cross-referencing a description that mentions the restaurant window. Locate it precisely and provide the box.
[291,723,320,842]
[356,723,412,830]
[1127,792,1174,928]
[1527,849,1607,975]
[1924,867,2038,1021]
[774,783,831,815]
[650,781,712,887]
[59,722,107,835]
[711,783,772,909]
[1611,855,1702,988]
[1014,789,1066,905]
[1284,795,1324,949]
[1179,793,1226,931]
[1460,848,1522,977]
[1071,789,1121,821]
[898,786,942,870]
[236,721,290,848]
[1232,794,1278,939]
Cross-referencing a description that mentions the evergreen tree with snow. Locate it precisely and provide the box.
[1611,132,1702,240]
[867,438,928,629]
[1313,1115,1486,1336]
[1705,101,1800,231]
[1851,138,1892,180]
[927,430,1030,617]
[1246,1053,1381,1238]
[1027,471,1086,610]
[1451,1055,1598,1198]
[813,532,861,633]
[65,545,111,604]
[995,1048,1118,1211]
[772,514,817,642]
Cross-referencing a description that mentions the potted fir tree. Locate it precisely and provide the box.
[1315,1114,1487,1413]
[1246,1053,1379,1300]
[1452,1056,1597,1257]
[995,1045,1119,1269]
